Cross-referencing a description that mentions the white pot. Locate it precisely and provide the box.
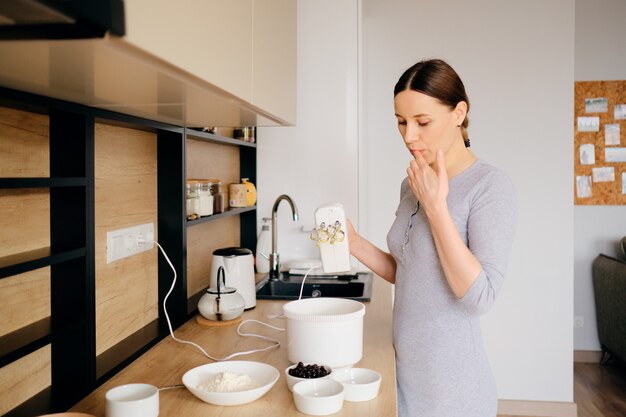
[283,298,365,369]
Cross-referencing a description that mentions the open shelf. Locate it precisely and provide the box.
[186,206,256,227]
[185,128,257,148]
[0,85,257,415]
[0,178,86,188]
[0,247,87,279]
[4,386,52,417]
[0,317,51,367]
[95,319,161,380]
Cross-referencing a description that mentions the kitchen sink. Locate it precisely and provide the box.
[255,272,373,302]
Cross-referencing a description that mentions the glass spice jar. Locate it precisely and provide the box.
[185,181,200,220]
[210,179,224,214]
[198,180,214,217]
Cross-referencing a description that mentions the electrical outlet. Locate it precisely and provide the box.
[106,222,154,263]
[574,316,584,328]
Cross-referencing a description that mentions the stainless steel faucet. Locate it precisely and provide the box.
[269,194,299,279]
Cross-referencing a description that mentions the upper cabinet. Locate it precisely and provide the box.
[252,0,297,125]
[123,0,255,106]
[0,0,296,127]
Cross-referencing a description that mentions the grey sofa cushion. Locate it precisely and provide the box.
[592,254,626,363]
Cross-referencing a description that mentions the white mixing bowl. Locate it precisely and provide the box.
[182,361,279,406]
[283,298,365,369]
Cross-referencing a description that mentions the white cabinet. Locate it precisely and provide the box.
[123,0,296,125]
[123,0,254,104]
[252,0,297,125]
[0,1,296,128]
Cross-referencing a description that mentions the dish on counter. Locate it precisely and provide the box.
[330,367,382,402]
[285,362,332,392]
[292,378,345,416]
[182,361,279,406]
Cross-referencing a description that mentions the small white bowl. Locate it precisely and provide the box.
[182,361,279,406]
[105,383,159,417]
[284,363,332,392]
[331,367,382,402]
[292,378,344,416]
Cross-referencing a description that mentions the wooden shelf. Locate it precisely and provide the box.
[185,128,257,148]
[0,247,87,279]
[4,386,52,417]
[0,177,86,188]
[186,206,256,227]
[0,317,51,367]
[0,85,257,415]
[95,319,161,380]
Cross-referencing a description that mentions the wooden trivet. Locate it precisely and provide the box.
[195,314,242,327]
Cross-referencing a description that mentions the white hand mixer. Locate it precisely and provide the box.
[310,203,351,274]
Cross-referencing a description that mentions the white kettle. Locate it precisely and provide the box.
[210,247,256,310]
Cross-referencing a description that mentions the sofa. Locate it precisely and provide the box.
[592,243,626,364]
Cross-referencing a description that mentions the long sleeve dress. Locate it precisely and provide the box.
[387,159,517,417]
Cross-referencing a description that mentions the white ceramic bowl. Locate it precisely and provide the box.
[105,383,159,417]
[331,367,382,402]
[283,298,365,369]
[284,363,332,392]
[182,361,279,406]
[292,378,345,416]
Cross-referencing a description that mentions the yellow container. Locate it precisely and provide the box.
[241,178,257,206]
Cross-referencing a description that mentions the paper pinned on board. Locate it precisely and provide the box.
[585,97,608,113]
[577,116,600,132]
[592,167,615,182]
[605,147,626,163]
[580,143,595,165]
[576,175,592,198]
[614,104,626,120]
[605,124,621,146]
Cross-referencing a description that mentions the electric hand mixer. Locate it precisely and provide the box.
[310,203,351,274]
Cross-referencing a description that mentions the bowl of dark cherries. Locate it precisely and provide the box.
[285,362,333,392]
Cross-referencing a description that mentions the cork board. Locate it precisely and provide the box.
[574,81,626,205]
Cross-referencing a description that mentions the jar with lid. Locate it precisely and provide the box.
[210,179,225,214]
[185,180,200,220]
[197,180,214,217]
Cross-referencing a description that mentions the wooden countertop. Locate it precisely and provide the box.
[70,276,397,416]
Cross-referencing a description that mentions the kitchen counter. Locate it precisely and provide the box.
[70,275,397,416]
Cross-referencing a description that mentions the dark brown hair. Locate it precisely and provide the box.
[394,59,471,147]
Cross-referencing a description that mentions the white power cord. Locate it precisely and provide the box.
[154,240,315,361]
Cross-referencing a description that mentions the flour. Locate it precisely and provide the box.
[198,371,260,392]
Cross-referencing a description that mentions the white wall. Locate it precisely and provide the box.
[361,0,574,403]
[574,0,626,351]
[256,0,359,266]
[260,0,576,405]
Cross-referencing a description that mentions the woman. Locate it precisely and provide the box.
[348,59,517,417]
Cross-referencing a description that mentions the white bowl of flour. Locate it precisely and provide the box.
[182,361,279,406]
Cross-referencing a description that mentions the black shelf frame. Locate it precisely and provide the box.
[186,206,257,227]
[0,86,258,416]
[0,247,86,279]
[0,178,86,188]
[0,317,51,368]
[185,128,257,148]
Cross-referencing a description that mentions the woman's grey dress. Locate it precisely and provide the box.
[387,160,517,417]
